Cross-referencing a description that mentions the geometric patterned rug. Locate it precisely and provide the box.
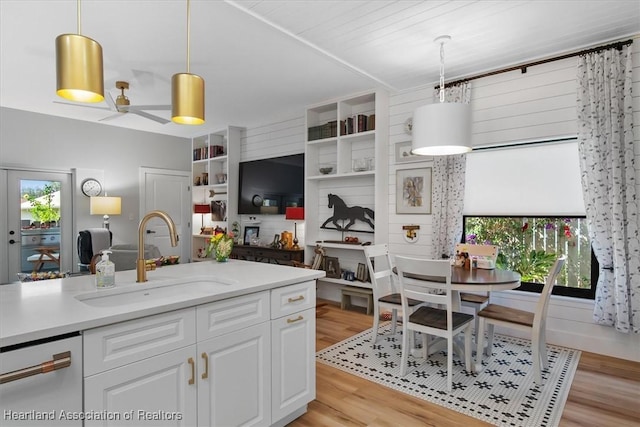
[317,322,581,427]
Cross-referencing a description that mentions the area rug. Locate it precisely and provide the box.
[316,323,581,427]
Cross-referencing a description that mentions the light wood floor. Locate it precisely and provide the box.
[289,300,640,427]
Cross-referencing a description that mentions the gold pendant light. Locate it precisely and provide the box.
[172,0,205,125]
[56,0,104,103]
[412,35,471,156]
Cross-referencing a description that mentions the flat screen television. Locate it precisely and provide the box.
[238,153,304,215]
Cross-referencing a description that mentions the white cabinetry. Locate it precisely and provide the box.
[196,291,271,427]
[305,91,389,249]
[83,284,315,427]
[270,281,316,424]
[84,346,197,426]
[191,126,242,262]
[83,309,198,426]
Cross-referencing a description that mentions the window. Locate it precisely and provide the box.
[463,215,596,299]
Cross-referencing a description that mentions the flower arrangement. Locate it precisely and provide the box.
[206,227,234,262]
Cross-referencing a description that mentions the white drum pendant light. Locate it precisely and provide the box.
[412,35,471,155]
[56,0,104,103]
[172,0,205,125]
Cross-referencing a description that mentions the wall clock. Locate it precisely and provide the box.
[81,178,102,197]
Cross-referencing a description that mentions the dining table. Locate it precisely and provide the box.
[394,265,522,306]
[392,265,521,367]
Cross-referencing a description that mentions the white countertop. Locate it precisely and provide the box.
[0,260,325,348]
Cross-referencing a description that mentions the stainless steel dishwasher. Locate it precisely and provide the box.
[1,333,82,426]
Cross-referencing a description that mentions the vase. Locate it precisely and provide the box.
[214,239,233,262]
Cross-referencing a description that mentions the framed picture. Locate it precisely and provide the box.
[243,226,260,245]
[324,256,341,279]
[396,167,432,214]
[395,141,432,163]
[356,263,369,282]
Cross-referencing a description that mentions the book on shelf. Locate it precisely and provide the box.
[308,120,338,141]
[193,147,209,161]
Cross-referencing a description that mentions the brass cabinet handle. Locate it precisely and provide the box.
[288,295,304,303]
[287,315,304,324]
[0,351,71,385]
[201,352,209,380]
[188,357,195,385]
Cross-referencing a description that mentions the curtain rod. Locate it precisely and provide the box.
[440,38,633,89]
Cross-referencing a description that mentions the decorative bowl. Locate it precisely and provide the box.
[318,164,334,175]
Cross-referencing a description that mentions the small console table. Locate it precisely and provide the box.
[231,245,304,266]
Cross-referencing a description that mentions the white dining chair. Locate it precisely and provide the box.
[475,255,566,384]
[363,244,423,346]
[395,256,474,391]
[455,244,497,336]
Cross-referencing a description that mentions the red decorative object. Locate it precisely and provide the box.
[193,204,211,214]
[194,204,211,233]
[285,207,305,249]
[285,207,304,220]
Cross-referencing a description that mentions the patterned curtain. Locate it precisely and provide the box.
[430,82,471,259]
[577,44,640,333]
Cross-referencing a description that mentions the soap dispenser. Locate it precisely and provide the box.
[96,250,116,289]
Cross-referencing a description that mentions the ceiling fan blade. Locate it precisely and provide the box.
[131,110,170,125]
[105,92,118,112]
[53,101,110,111]
[128,104,172,111]
[98,112,124,122]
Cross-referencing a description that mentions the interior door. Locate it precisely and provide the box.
[140,168,190,262]
[2,169,73,284]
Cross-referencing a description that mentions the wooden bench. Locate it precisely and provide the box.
[341,286,374,315]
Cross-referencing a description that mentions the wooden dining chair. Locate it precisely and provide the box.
[363,244,423,346]
[455,244,497,335]
[475,255,566,384]
[395,256,474,391]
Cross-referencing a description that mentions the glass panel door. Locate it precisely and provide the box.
[4,170,72,283]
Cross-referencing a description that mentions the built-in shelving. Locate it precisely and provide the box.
[190,127,243,262]
[304,90,389,251]
[304,90,388,294]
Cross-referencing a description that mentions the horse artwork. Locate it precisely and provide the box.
[321,194,374,233]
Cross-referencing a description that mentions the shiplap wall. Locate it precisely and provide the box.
[386,37,640,360]
[240,118,306,244]
[241,37,640,360]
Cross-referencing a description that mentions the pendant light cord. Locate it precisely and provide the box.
[77,0,81,35]
[439,40,445,103]
[186,0,191,74]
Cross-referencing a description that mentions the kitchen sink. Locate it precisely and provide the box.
[74,277,236,307]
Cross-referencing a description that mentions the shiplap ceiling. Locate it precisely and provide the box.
[1,0,638,138]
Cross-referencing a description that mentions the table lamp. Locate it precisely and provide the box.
[194,204,211,233]
[285,207,304,250]
[90,196,121,230]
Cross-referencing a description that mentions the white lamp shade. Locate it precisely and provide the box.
[90,196,121,215]
[411,102,472,155]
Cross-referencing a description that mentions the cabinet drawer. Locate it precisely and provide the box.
[84,308,196,376]
[197,291,270,341]
[271,281,315,319]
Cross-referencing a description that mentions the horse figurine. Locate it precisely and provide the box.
[321,194,374,231]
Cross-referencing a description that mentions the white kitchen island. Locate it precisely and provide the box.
[0,260,325,427]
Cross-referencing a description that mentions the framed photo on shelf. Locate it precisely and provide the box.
[396,167,432,214]
[324,256,341,279]
[395,141,432,163]
[356,263,369,282]
[243,226,260,245]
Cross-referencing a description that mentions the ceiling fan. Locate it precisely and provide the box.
[55,81,171,124]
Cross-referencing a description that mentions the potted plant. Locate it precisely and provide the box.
[24,184,60,228]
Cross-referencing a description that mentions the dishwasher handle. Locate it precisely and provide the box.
[0,351,71,384]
